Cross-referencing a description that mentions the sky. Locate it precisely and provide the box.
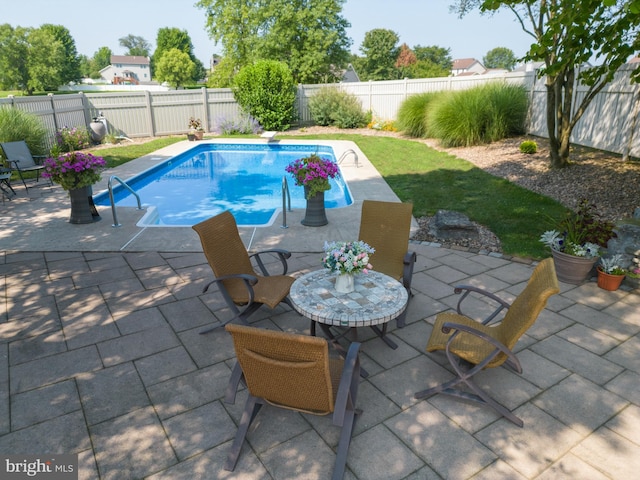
[3,0,534,67]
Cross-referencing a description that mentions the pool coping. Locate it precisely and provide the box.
[0,138,414,253]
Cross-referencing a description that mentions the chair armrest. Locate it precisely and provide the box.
[33,155,47,165]
[442,321,522,373]
[333,342,361,426]
[452,285,512,325]
[250,249,292,276]
[203,273,258,305]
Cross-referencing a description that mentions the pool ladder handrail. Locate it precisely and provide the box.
[108,175,144,227]
[337,148,359,167]
[281,176,292,229]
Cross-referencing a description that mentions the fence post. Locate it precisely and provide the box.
[201,87,210,133]
[79,92,92,126]
[48,93,59,131]
[144,90,155,136]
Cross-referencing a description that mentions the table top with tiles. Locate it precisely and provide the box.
[289,269,408,327]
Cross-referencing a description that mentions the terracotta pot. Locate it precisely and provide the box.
[551,250,598,284]
[194,131,204,140]
[596,267,625,291]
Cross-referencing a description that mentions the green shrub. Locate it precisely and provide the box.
[520,140,538,154]
[396,92,439,137]
[232,60,296,131]
[428,83,528,147]
[0,108,48,158]
[308,87,368,129]
[54,126,91,153]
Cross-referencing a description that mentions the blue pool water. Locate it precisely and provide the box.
[93,143,353,227]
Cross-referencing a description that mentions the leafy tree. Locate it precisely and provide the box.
[232,60,296,130]
[207,56,236,88]
[78,54,91,78]
[452,0,640,168]
[152,27,198,81]
[26,27,66,93]
[483,46,517,70]
[0,24,29,91]
[154,48,196,88]
[40,24,81,84]
[118,34,151,57]
[405,60,451,79]
[196,0,351,84]
[359,28,400,81]
[413,45,453,71]
[395,43,417,78]
[89,46,113,78]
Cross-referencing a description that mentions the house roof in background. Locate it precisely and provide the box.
[452,58,482,70]
[110,55,150,65]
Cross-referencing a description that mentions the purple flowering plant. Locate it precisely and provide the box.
[285,153,339,199]
[43,151,106,191]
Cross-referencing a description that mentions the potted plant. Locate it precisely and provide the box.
[539,200,615,284]
[322,240,374,293]
[596,254,626,291]
[42,151,106,224]
[625,264,640,289]
[188,117,204,140]
[285,153,339,226]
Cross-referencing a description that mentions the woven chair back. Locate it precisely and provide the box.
[358,200,413,280]
[192,211,256,302]
[226,324,335,414]
[496,258,560,351]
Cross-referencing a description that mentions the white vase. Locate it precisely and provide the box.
[335,273,355,293]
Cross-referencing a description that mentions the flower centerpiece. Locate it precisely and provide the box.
[322,240,374,293]
[42,151,106,224]
[43,151,106,191]
[596,254,626,291]
[188,117,204,140]
[286,153,340,227]
[539,200,615,284]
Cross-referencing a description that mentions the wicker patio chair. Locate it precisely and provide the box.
[224,324,361,479]
[414,258,559,427]
[0,141,49,191]
[192,211,296,333]
[358,199,416,327]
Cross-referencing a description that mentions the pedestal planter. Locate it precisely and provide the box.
[335,273,355,293]
[69,186,100,224]
[301,187,328,227]
[551,250,598,284]
[596,268,625,291]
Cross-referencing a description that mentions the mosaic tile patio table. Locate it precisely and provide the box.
[290,269,408,351]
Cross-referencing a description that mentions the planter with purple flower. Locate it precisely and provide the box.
[285,153,339,226]
[43,151,106,224]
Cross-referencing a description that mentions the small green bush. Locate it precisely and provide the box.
[520,140,538,154]
[0,108,48,158]
[396,92,439,137]
[232,60,296,131]
[428,83,528,147]
[54,126,91,153]
[308,87,368,129]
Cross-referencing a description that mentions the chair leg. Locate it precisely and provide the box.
[224,395,262,471]
[332,409,358,480]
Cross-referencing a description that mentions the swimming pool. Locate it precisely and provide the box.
[93,142,353,227]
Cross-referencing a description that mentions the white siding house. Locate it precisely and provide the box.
[451,58,487,76]
[100,56,152,85]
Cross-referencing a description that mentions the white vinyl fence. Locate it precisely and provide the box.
[2,66,640,157]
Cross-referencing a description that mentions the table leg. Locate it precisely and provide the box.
[316,322,369,378]
[370,324,398,349]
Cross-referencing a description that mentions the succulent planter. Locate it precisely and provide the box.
[551,250,598,284]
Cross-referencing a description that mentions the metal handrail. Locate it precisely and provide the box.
[281,175,292,229]
[108,175,143,227]
[337,148,359,167]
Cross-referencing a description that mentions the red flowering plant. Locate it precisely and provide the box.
[43,151,106,191]
[285,153,339,199]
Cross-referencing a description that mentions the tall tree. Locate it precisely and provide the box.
[39,24,81,84]
[413,45,453,71]
[395,43,417,78]
[89,46,113,78]
[153,27,204,83]
[26,27,66,93]
[483,46,517,70]
[0,24,29,91]
[358,28,400,81]
[452,0,640,168]
[196,0,351,84]
[154,48,196,88]
[118,34,151,57]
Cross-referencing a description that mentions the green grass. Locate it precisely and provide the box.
[280,133,567,259]
[88,137,185,168]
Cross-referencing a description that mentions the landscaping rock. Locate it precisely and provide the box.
[428,210,480,241]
